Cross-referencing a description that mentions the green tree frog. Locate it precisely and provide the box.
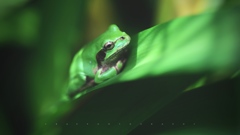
[68,24,131,98]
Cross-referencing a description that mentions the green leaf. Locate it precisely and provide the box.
[60,6,240,135]
[82,6,240,97]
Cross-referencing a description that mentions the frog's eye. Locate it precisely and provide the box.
[104,42,114,50]
[120,36,125,40]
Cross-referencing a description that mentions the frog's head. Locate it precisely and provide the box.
[96,24,131,63]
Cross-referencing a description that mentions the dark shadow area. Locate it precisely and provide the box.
[129,77,238,135]
[0,46,34,135]
[59,73,204,135]
[112,0,155,35]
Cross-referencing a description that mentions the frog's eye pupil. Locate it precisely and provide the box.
[120,36,125,40]
[104,42,114,50]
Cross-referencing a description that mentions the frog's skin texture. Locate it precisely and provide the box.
[68,24,131,98]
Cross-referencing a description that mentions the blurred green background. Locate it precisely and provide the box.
[0,0,239,135]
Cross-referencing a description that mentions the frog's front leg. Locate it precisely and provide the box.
[68,73,86,94]
[94,61,124,83]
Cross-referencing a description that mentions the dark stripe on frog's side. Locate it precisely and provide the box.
[96,49,106,69]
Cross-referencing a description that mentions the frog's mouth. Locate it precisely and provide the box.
[106,43,130,63]
[107,44,129,59]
